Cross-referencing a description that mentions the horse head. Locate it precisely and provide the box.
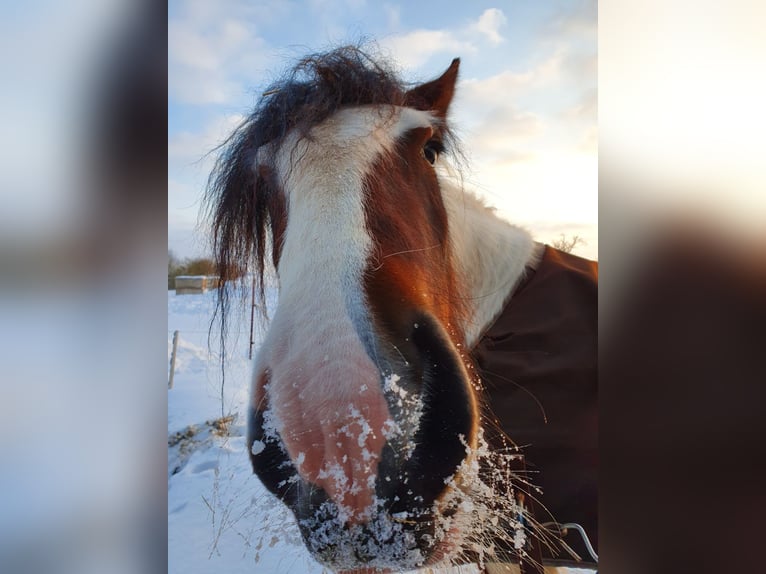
[207,46,537,572]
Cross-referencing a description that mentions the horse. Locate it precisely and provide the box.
[205,46,597,574]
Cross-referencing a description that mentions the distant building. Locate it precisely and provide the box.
[174,276,220,294]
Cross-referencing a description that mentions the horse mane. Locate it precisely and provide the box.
[203,45,464,345]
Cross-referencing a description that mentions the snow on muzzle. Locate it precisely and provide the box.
[247,311,478,570]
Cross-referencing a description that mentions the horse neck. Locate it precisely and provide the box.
[440,176,539,347]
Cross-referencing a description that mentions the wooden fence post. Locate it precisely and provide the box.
[168,330,179,389]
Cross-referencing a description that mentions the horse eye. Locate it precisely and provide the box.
[423,141,443,165]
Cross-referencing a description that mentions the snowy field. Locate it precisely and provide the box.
[167,286,326,574]
[167,288,593,574]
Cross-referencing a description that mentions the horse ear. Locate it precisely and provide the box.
[405,58,460,118]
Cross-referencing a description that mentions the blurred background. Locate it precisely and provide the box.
[0,1,167,573]
[599,2,766,573]
[0,1,764,573]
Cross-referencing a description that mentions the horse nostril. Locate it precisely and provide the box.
[389,313,477,504]
[247,407,303,505]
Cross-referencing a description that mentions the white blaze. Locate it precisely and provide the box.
[262,105,436,404]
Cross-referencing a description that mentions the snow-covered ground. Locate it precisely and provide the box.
[167,288,593,574]
[168,286,325,574]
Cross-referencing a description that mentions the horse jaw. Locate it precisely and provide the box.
[438,174,540,346]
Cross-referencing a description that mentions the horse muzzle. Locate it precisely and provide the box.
[247,312,478,570]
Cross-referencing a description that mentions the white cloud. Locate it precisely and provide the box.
[547,0,597,38]
[469,8,507,45]
[169,69,239,106]
[450,50,568,159]
[455,103,544,169]
[457,49,565,108]
[563,88,597,121]
[469,153,597,236]
[474,108,544,150]
[380,30,476,69]
[168,20,218,71]
[445,44,596,240]
[383,3,400,29]
[168,114,245,164]
[380,7,511,70]
[168,2,272,105]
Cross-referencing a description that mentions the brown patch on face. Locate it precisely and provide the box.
[361,129,481,543]
[362,126,467,345]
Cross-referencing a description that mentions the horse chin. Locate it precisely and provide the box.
[290,492,468,573]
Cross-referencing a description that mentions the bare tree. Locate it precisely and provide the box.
[552,234,586,254]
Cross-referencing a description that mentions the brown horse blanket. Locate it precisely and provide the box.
[472,245,598,566]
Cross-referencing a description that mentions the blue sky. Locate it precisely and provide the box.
[168,0,597,259]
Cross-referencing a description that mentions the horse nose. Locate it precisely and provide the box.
[290,397,390,524]
[255,346,392,524]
